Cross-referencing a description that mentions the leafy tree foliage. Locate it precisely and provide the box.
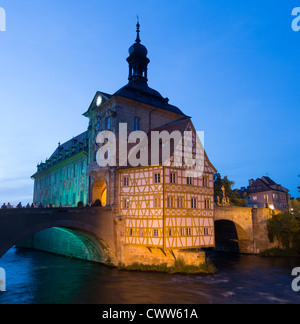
[290,198,300,215]
[267,209,300,251]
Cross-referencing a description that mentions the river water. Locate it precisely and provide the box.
[0,248,299,304]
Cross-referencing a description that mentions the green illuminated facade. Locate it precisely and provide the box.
[32,132,89,207]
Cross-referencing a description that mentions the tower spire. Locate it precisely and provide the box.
[136,16,141,43]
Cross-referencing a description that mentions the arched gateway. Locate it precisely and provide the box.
[92,180,107,206]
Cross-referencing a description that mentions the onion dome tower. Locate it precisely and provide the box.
[114,20,186,116]
[127,20,150,85]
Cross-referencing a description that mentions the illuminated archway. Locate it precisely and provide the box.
[15,227,112,264]
[92,180,107,206]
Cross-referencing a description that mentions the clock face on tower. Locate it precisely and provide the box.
[96,95,103,107]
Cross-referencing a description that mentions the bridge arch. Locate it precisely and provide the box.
[16,227,112,264]
[214,207,255,254]
[0,208,116,263]
[215,220,253,253]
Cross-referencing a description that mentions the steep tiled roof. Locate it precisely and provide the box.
[32,131,88,177]
[114,81,186,116]
[248,177,289,194]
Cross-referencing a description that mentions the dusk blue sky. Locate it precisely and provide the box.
[0,0,299,205]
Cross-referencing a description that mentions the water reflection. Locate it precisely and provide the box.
[0,248,299,304]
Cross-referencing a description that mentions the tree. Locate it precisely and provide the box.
[267,211,300,251]
[290,198,300,216]
[214,173,248,207]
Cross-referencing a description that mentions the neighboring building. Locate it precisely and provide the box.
[32,22,217,251]
[242,176,290,211]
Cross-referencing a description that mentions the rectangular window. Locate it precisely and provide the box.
[153,229,159,237]
[67,167,71,179]
[154,197,161,208]
[186,228,192,236]
[203,228,209,236]
[106,117,111,130]
[191,198,197,209]
[129,229,133,236]
[187,176,193,185]
[74,164,78,177]
[169,228,172,236]
[124,198,130,209]
[81,160,86,174]
[154,173,161,184]
[205,199,210,209]
[170,173,176,184]
[181,228,186,236]
[167,197,174,208]
[177,197,184,208]
[123,177,129,186]
[134,117,141,131]
[140,229,144,237]
[203,176,208,187]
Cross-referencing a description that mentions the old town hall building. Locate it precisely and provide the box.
[32,23,217,251]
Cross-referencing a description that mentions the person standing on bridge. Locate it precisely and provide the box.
[1,203,7,209]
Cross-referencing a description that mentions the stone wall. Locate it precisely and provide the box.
[120,245,206,267]
[252,208,275,253]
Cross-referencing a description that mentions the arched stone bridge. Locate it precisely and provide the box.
[214,206,274,254]
[0,207,118,263]
[0,206,274,263]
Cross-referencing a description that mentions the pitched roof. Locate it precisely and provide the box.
[261,176,277,186]
[114,81,186,116]
[248,177,289,194]
[32,131,88,177]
